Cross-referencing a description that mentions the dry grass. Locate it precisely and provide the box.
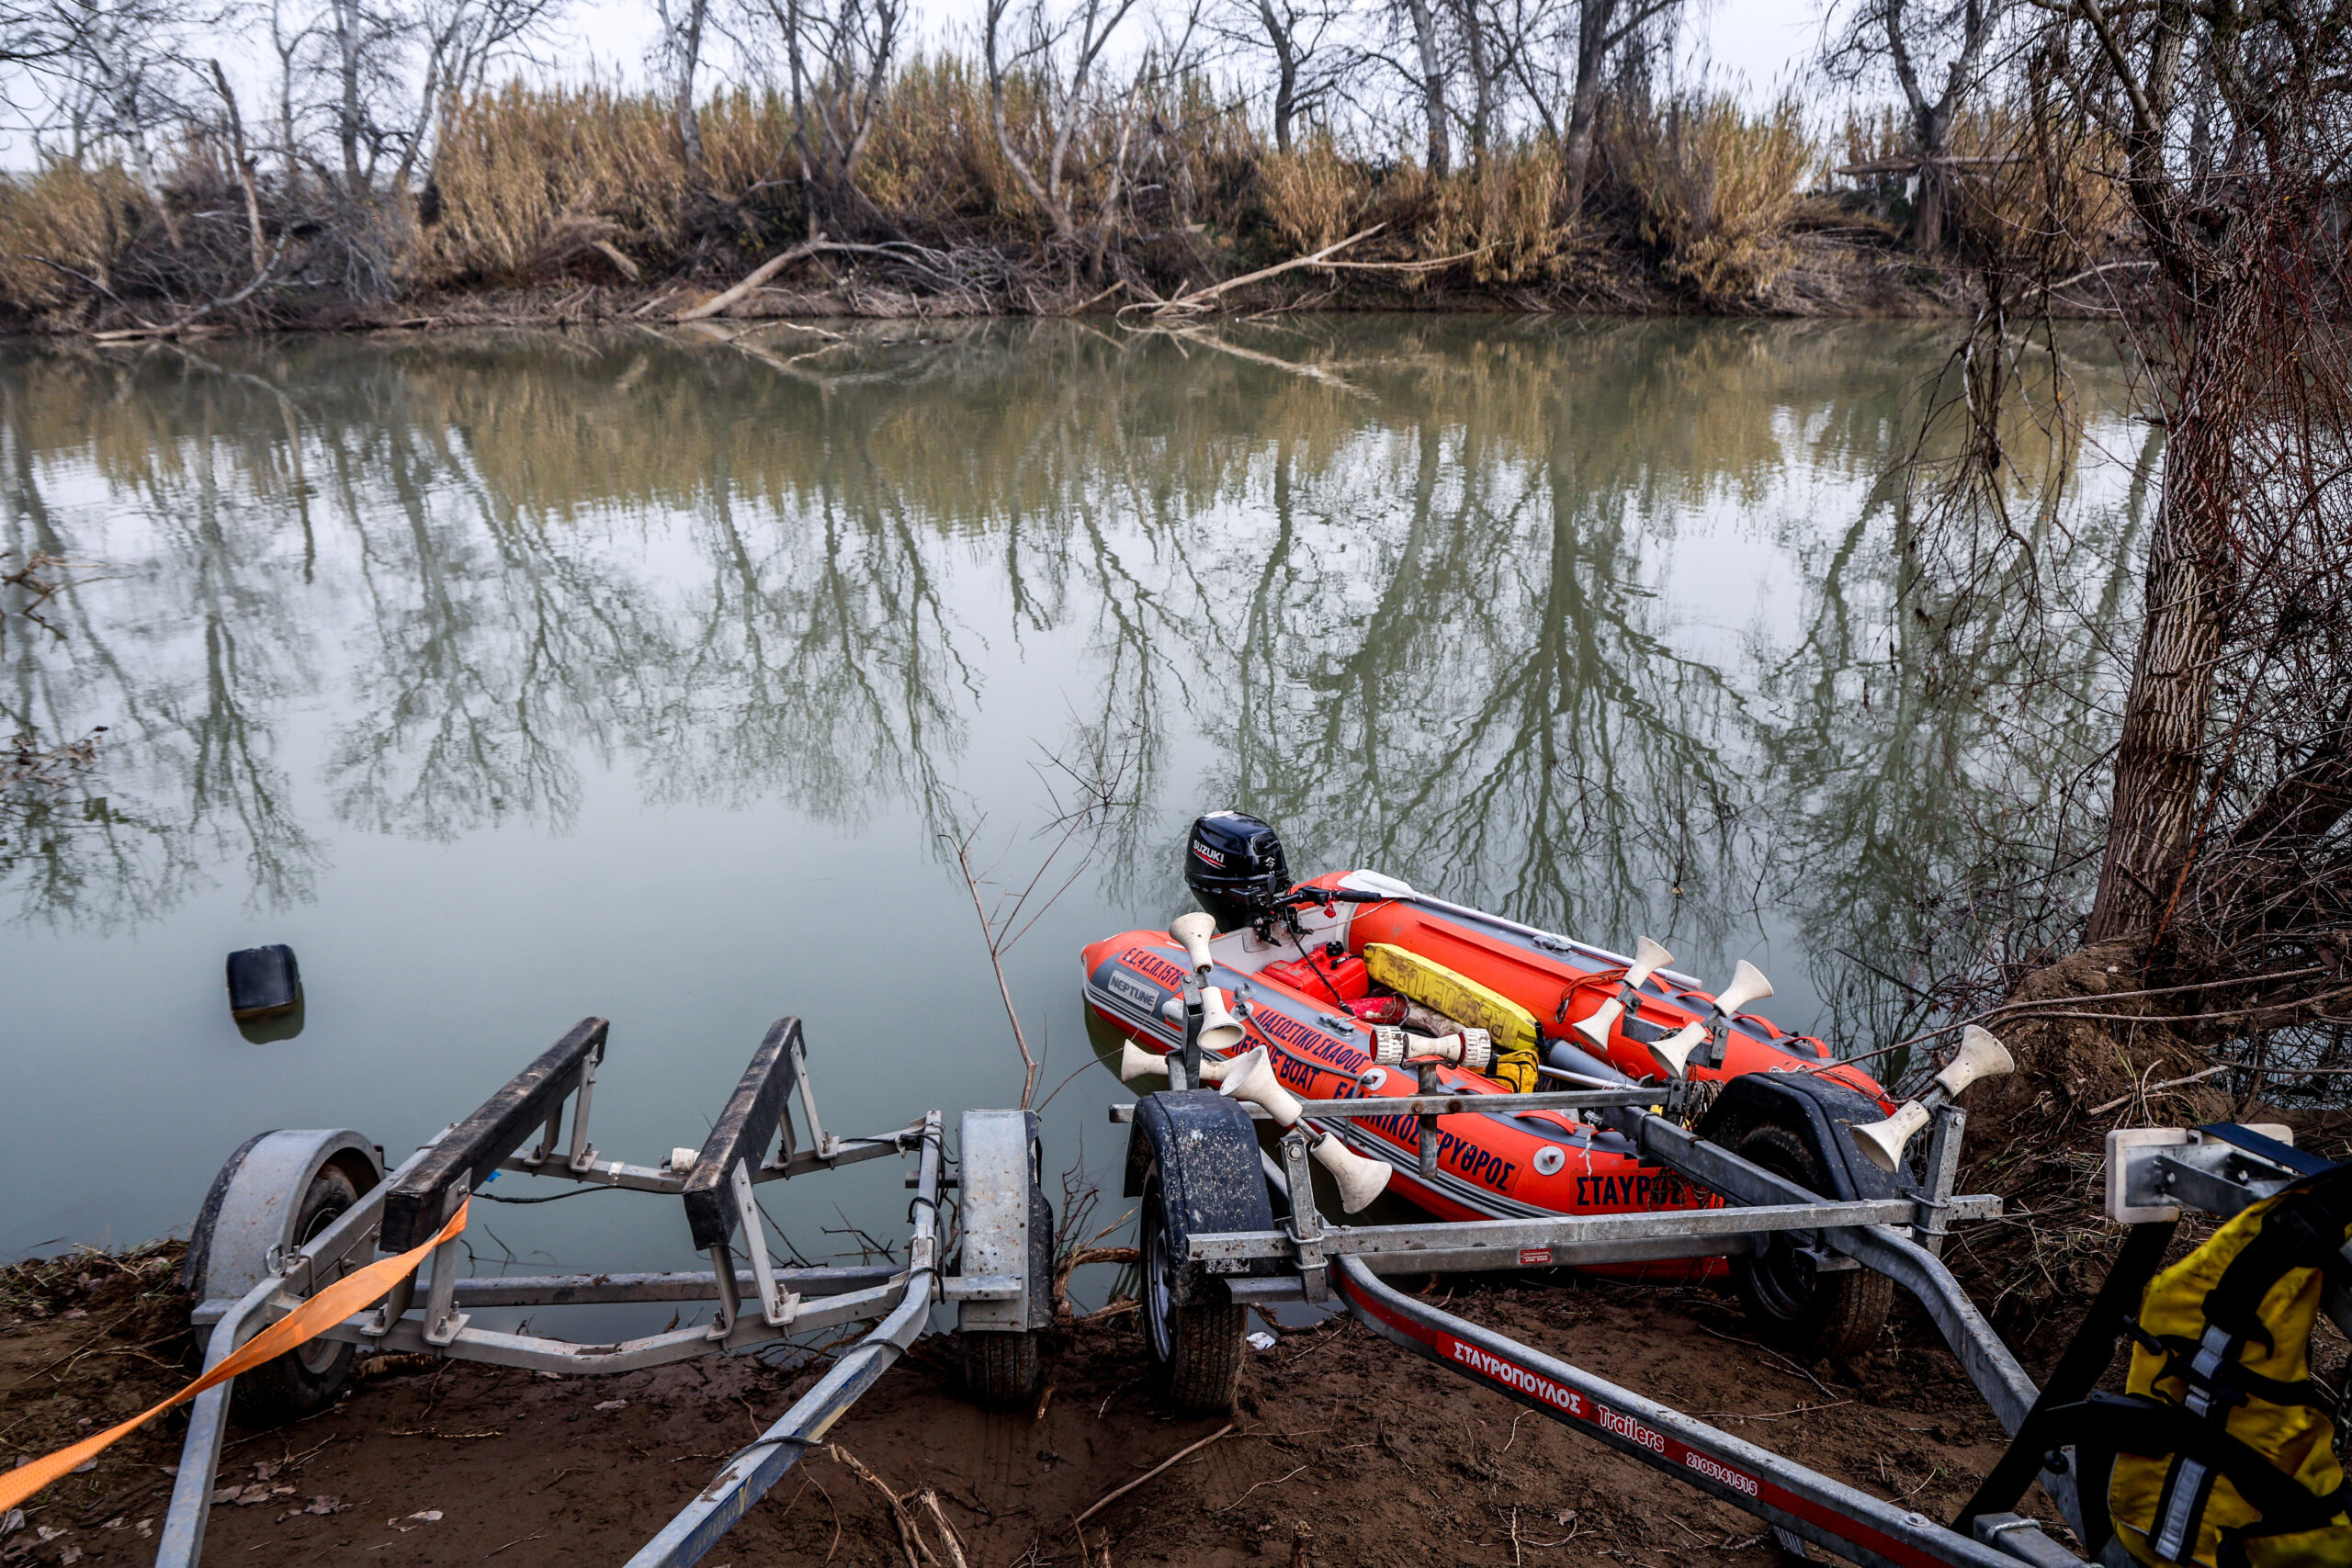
[0,64,2126,325]
[1948,106,2131,283]
[1257,130,1369,254]
[0,161,147,311]
[1613,90,1817,309]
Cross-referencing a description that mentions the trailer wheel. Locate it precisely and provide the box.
[962,1329,1042,1406]
[1139,1164,1245,1413]
[1727,1122,1891,1359]
[229,1165,362,1425]
[959,1132,1055,1408]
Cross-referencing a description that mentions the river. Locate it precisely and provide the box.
[0,316,2149,1304]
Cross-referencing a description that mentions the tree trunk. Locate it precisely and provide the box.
[1272,49,1297,152]
[672,0,708,176]
[1260,0,1298,153]
[121,117,185,252]
[1459,0,1492,161]
[2085,311,2254,944]
[1403,0,1449,176]
[334,0,364,190]
[1911,162,1945,251]
[209,61,270,276]
[1908,105,1947,251]
[1562,17,1607,209]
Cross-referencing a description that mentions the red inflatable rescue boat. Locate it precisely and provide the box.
[1082,814,1894,1260]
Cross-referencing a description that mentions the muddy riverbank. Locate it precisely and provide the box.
[1,1240,2058,1567]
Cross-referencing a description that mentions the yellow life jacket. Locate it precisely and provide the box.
[2098,1172,2352,1566]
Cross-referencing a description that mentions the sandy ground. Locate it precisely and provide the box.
[1,1253,2072,1568]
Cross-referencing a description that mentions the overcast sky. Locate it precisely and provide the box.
[0,0,1835,168]
[542,0,1830,99]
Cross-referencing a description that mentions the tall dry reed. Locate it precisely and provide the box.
[1613,91,1817,308]
[1,63,2078,324]
[0,162,146,310]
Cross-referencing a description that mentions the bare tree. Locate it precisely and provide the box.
[207,60,271,275]
[749,0,904,231]
[1510,0,1683,205]
[1895,0,2352,1000]
[392,0,568,188]
[1393,0,1451,174]
[654,0,712,175]
[1824,0,2011,249]
[35,0,199,244]
[983,0,1143,242]
[1448,0,1512,159]
[1214,0,1341,152]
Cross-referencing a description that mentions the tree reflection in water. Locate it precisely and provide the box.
[0,319,2143,1058]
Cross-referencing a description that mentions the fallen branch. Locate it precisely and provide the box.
[2086,1064,2230,1115]
[591,241,642,281]
[1053,1245,1139,1325]
[88,235,288,342]
[1305,243,1495,274]
[829,1445,934,1568]
[1071,1422,1235,1524]
[1130,226,1383,319]
[677,235,833,321]
[677,237,967,321]
[913,1491,968,1568]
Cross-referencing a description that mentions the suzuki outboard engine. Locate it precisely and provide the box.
[1185,812,1290,931]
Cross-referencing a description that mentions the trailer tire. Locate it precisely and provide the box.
[229,1165,361,1425]
[962,1329,1043,1407]
[1726,1122,1891,1359]
[1139,1165,1245,1413]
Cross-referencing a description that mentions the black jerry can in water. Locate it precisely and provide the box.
[226,944,301,1021]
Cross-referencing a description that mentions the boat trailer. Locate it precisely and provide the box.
[161,1015,1049,1568]
[1115,1057,2325,1567]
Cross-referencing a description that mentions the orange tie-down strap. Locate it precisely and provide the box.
[0,1198,470,1515]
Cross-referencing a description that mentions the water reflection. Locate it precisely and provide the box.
[0,317,2143,1058]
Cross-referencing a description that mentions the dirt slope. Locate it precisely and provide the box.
[2,1251,2057,1568]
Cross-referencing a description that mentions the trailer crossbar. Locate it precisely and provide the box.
[624,1112,944,1568]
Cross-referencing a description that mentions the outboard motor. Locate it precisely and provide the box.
[1184,811,1289,931]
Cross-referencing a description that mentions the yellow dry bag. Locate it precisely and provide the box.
[2090,1170,2352,1566]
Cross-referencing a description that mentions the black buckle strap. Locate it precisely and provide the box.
[1959,1220,2179,1533]
[2148,1332,2332,1422]
[2044,1392,2351,1551]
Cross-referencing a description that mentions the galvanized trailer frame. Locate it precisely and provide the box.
[163,1017,1045,1568]
[1115,1078,2324,1568]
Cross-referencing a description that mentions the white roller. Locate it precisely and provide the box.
[1645,1021,1710,1080]
[1626,935,1674,989]
[1712,960,1775,1017]
[1312,1135,1393,1213]
[1218,1047,1304,1124]
[1119,1043,1231,1084]
[1169,912,1217,973]
[1572,998,1623,1050]
[1221,1050,1391,1212]
[1197,986,1247,1054]
[1369,1028,1492,1070]
[1934,1025,2014,1099]
[1850,1100,1935,1174]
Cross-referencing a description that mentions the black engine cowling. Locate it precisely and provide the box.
[1184,811,1289,931]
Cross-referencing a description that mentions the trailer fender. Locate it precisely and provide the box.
[1124,1090,1275,1307]
[184,1129,386,1319]
[1695,1074,1905,1202]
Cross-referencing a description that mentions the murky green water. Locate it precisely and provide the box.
[0,317,2147,1287]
